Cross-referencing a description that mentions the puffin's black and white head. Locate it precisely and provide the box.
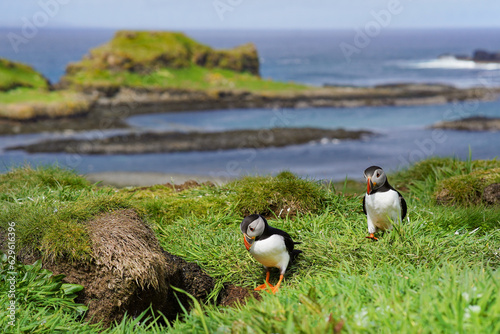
[240,214,267,240]
[364,166,387,195]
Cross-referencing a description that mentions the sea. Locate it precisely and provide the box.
[1,28,500,181]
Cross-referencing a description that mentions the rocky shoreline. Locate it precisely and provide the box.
[1,84,498,135]
[6,127,372,154]
[431,116,500,131]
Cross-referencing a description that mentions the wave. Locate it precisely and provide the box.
[403,56,500,70]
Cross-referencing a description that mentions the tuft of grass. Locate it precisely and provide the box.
[435,167,500,206]
[0,254,92,332]
[392,155,500,203]
[0,166,131,263]
[228,171,333,217]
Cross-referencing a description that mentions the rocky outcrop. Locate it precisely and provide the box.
[431,116,500,131]
[6,127,372,154]
[451,49,500,63]
[193,42,260,76]
[472,49,500,62]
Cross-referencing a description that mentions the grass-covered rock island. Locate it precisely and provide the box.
[1,30,497,135]
[1,157,499,332]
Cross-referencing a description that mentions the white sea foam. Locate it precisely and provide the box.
[405,56,500,70]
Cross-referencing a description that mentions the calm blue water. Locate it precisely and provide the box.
[1,28,500,180]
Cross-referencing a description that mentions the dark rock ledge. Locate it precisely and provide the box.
[431,116,500,132]
[1,84,498,136]
[6,127,372,154]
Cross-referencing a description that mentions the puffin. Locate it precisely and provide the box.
[362,166,407,241]
[240,214,302,294]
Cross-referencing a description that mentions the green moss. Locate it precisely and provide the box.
[0,58,49,92]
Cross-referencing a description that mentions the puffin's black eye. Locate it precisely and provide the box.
[249,227,255,232]
[376,172,380,178]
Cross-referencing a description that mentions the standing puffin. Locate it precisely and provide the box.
[240,214,302,294]
[363,166,407,241]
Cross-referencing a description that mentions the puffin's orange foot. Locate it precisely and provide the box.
[270,285,280,294]
[366,233,378,241]
[255,282,274,291]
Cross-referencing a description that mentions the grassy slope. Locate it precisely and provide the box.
[0,158,499,333]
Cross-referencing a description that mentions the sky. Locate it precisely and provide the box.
[1,0,500,31]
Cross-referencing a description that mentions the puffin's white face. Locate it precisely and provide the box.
[240,215,266,239]
[364,166,386,194]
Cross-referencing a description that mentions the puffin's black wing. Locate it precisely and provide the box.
[398,191,407,221]
[362,195,367,215]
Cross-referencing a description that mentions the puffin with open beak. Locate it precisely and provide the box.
[363,166,407,241]
[240,214,302,294]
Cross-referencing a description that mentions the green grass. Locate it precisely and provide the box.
[0,58,49,92]
[0,158,499,333]
[65,64,309,93]
[0,166,131,262]
[0,88,79,104]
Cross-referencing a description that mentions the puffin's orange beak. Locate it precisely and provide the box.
[367,177,371,194]
[243,234,253,251]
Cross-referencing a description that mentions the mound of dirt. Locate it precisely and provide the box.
[218,284,261,307]
[34,209,256,327]
[482,183,500,205]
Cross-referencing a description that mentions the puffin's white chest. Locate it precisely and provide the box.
[365,190,401,229]
[249,234,289,270]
